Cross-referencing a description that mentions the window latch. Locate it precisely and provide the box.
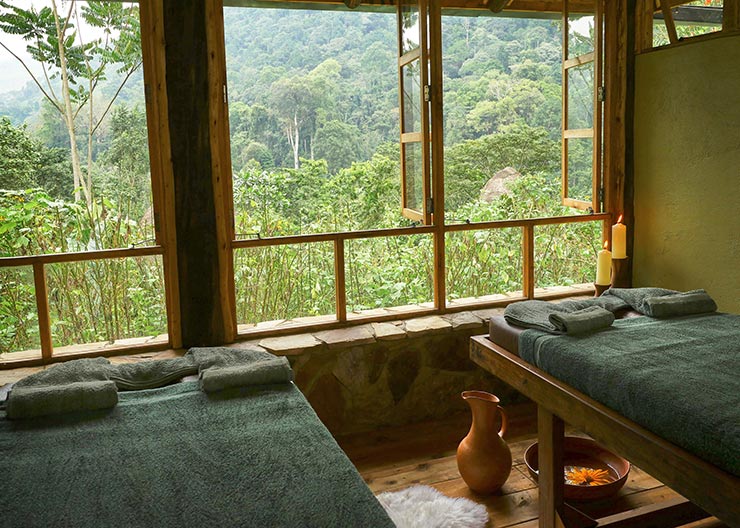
[426,197,434,213]
[223,84,228,104]
[424,85,430,103]
[597,86,605,102]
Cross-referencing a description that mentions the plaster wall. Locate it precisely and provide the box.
[633,35,740,313]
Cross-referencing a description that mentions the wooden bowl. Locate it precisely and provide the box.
[524,437,630,502]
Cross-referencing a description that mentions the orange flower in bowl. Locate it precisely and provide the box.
[564,466,614,486]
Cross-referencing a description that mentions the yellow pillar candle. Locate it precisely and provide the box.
[612,214,627,259]
[596,241,612,285]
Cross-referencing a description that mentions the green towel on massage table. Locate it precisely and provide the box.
[6,380,118,419]
[603,287,717,317]
[186,346,294,392]
[548,306,615,334]
[642,289,717,318]
[200,356,293,393]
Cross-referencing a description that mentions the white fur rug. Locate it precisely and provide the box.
[376,485,489,528]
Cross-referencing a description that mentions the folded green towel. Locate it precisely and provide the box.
[200,357,293,393]
[643,290,717,318]
[504,296,628,334]
[604,287,718,317]
[186,346,275,370]
[548,306,615,334]
[6,380,118,419]
[108,358,198,391]
[15,357,111,388]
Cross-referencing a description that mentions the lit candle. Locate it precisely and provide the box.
[596,241,612,285]
[612,214,627,259]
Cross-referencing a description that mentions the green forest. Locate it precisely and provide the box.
[0,2,602,354]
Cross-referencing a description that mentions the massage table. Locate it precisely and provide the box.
[471,312,740,528]
[0,375,394,527]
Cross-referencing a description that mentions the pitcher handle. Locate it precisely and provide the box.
[498,405,508,438]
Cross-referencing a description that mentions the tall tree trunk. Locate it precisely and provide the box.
[51,0,88,204]
[288,113,300,169]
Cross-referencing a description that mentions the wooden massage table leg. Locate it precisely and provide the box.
[538,406,565,528]
[538,406,598,528]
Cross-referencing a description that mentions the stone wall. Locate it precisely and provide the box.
[237,308,526,435]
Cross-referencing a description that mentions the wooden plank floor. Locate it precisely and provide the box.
[337,403,728,528]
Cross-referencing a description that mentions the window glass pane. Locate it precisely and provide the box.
[0,2,154,255]
[402,59,422,133]
[568,14,595,58]
[534,222,600,289]
[401,2,421,54]
[225,7,402,235]
[442,16,589,220]
[446,228,523,304]
[46,256,167,350]
[0,266,41,357]
[653,1,723,47]
[404,142,424,213]
[566,137,593,203]
[234,243,335,327]
[567,61,594,130]
[345,234,433,316]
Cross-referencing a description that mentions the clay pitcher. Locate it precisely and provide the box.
[456,391,512,494]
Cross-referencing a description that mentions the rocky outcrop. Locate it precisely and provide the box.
[479,166,521,202]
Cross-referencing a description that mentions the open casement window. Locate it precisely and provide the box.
[561,0,603,212]
[398,0,432,224]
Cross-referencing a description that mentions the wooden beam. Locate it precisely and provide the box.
[659,0,679,43]
[32,263,53,361]
[137,0,182,349]
[224,0,596,15]
[206,0,237,343]
[724,0,740,31]
[597,497,708,527]
[634,0,654,53]
[162,0,228,347]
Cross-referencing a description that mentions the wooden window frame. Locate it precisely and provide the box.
[0,0,178,367]
[636,0,740,54]
[561,0,604,212]
[398,0,433,224]
[1,0,630,367]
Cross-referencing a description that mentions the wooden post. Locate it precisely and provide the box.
[523,224,535,299]
[334,239,347,322]
[430,0,446,312]
[206,0,237,343]
[140,0,182,349]
[604,0,635,289]
[634,0,654,53]
[32,263,53,361]
[724,0,740,31]
[161,0,230,347]
[538,406,565,528]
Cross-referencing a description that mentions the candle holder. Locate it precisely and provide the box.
[594,283,609,297]
[611,258,630,289]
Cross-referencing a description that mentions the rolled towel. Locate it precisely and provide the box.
[643,289,717,318]
[548,306,615,334]
[109,357,198,391]
[186,346,274,371]
[200,357,293,393]
[6,380,118,420]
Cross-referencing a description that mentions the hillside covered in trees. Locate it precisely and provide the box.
[0,3,599,353]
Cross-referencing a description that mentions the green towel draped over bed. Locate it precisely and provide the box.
[0,382,394,528]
